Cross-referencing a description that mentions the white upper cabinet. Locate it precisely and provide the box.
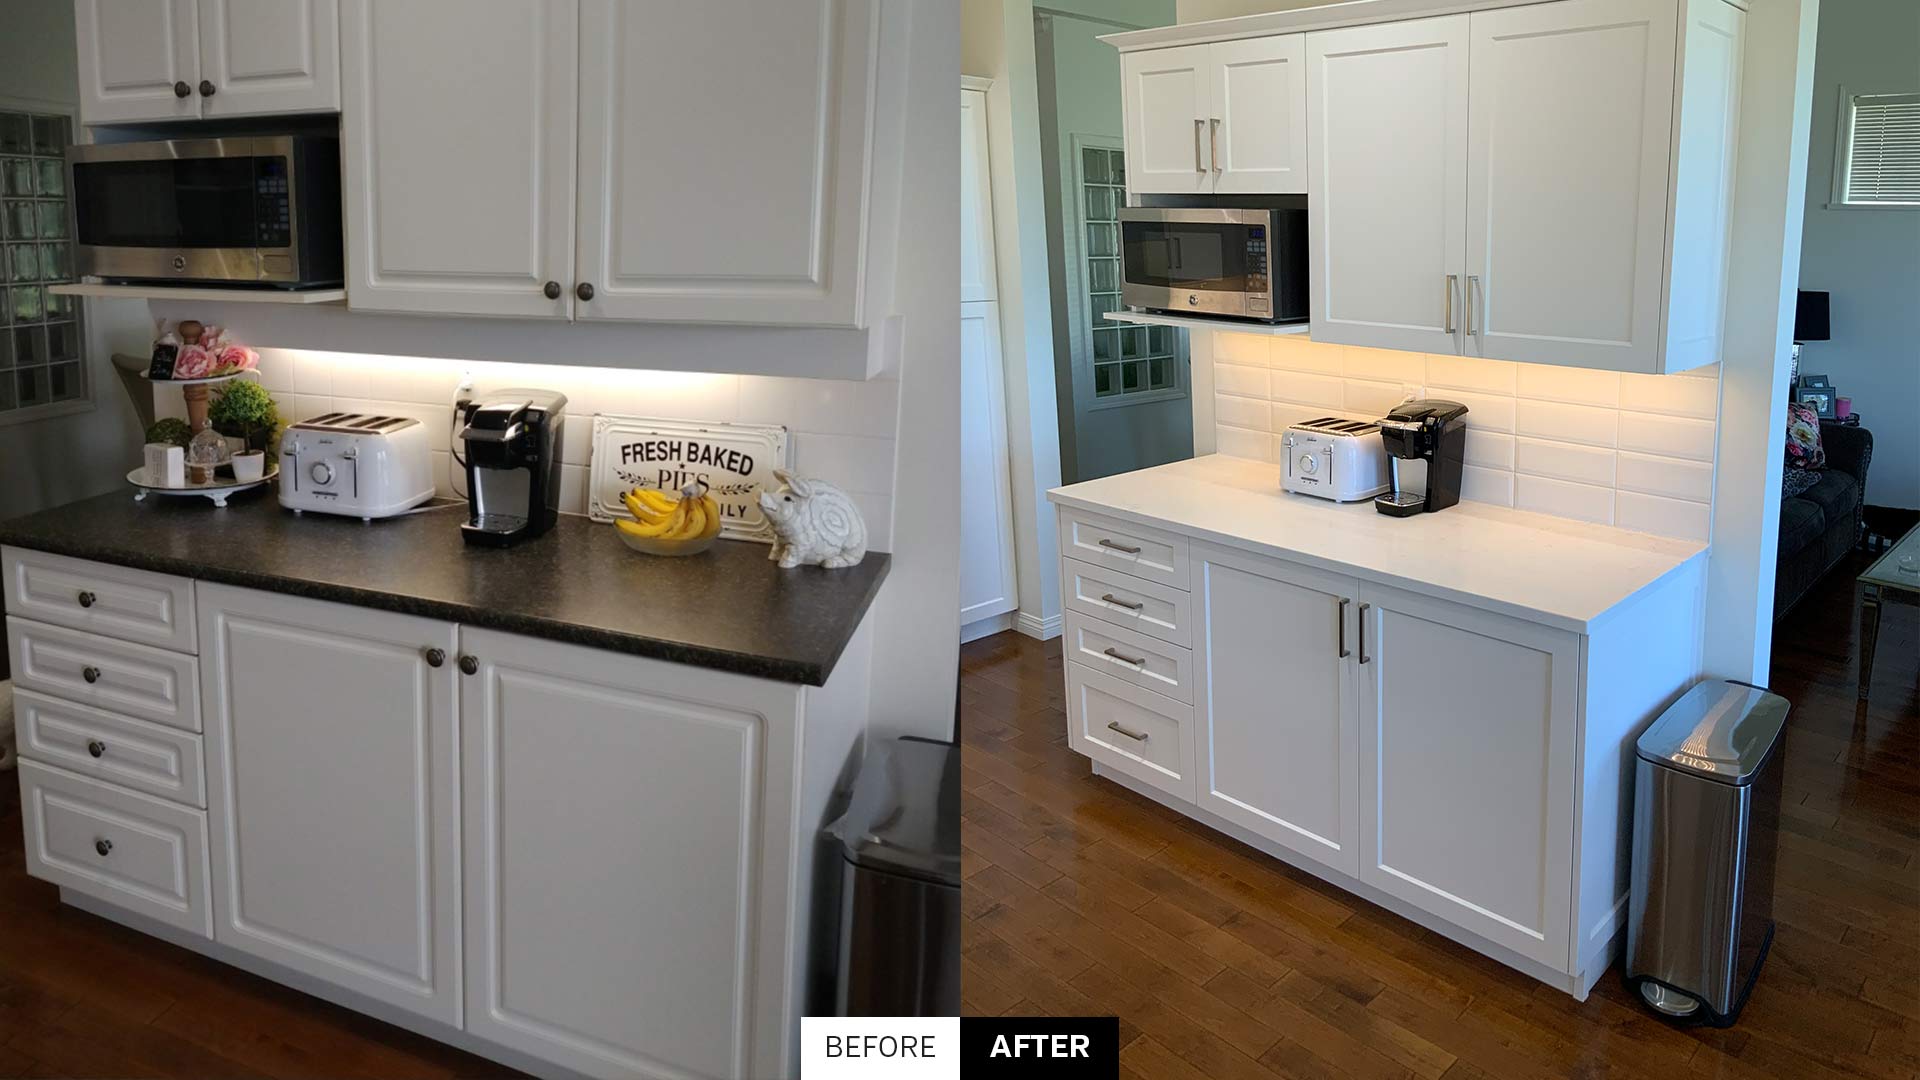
[960,87,997,305]
[1124,39,1306,195]
[573,0,883,327]
[1306,16,1469,355]
[1464,0,1676,371]
[1209,35,1307,195]
[196,0,340,118]
[74,0,202,123]
[75,0,337,124]
[340,0,577,319]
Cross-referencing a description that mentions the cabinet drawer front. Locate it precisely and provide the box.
[3,548,196,653]
[1063,558,1190,647]
[1061,510,1189,590]
[19,760,212,938]
[1063,611,1194,705]
[15,689,206,807]
[7,617,202,732]
[1066,662,1194,802]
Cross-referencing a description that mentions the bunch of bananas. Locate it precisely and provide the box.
[617,484,723,542]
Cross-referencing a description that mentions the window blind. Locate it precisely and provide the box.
[1844,92,1920,205]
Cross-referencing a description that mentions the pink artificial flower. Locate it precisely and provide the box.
[214,344,256,375]
[173,344,215,379]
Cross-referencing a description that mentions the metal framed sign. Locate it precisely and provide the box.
[587,415,790,542]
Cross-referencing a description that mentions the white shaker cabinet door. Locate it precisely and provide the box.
[1306,16,1468,354]
[197,0,339,117]
[339,0,576,318]
[74,0,202,123]
[1191,543,1360,877]
[1121,45,1212,195]
[960,87,998,305]
[960,300,1018,626]
[459,628,800,1080]
[1464,0,1676,372]
[1355,582,1577,971]
[573,0,882,328]
[199,585,462,1026]
[1209,35,1307,195]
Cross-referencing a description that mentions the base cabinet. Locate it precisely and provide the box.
[459,628,798,1080]
[199,584,462,1026]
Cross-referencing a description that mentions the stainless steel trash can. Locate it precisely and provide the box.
[825,736,960,1016]
[1625,679,1789,1026]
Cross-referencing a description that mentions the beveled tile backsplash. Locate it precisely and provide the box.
[1208,333,1720,542]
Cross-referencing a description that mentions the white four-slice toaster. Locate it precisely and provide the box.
[1281,417,1392,502]
[278,412,435,519]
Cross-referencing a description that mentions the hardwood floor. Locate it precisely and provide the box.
[960,556,1920,1080]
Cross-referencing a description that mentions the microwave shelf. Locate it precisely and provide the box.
[49,283,346,305]
[1106,310,1310,337]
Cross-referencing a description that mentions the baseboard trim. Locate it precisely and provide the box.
[1015,610,1062,641]
[961,611,1015,643]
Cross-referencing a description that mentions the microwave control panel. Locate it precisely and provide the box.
[1246,225,1269,315]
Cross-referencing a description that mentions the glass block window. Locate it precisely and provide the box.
[1,108,84,418]
[1082,146,1178,399]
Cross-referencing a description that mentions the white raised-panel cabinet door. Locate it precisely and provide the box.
[197,0,338,116]
[339,0,575,318]
[460,628,800,1080]
[1660,0,1744,373]
[1121,45,1212,195]
[1192,543,1360,877]
[1306,17,1468,354]
[1209,36,1306,195]
[1356,582,1577,970]
[1464,0,1676,372]
[961,88,998,304]
[198,584,461,1025]
[74,0,201,124]
[960,300,1017,626]
[574,0,881,327]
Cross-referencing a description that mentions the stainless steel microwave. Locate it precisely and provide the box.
[67,135,342,287]
[1119,206,1307,323]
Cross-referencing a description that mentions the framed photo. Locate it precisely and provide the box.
[1798,388,1837,419]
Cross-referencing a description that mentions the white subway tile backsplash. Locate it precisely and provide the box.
[790,432,897,496]
[292,352,332,396]
[1516,474,1615,525]
[1515,399,1618,448]
[1202,332,1721,540]
[739,374,897,439]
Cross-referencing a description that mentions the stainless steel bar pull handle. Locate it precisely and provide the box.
[1097,538,1141,554]
[1465,275,1479,338]
[1337,598,1351,659]
[1103,647,1146,667]
[1210,118,1221,172]
[1358,603,1372,664]
[1444,275,1457,335]
[1194,119,1205,172]
[1101,593,1144,611]
[1107,721,1148,742]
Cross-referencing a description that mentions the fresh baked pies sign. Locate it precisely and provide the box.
[588,415,791,542]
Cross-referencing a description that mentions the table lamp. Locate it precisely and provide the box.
[1793,290,1830,386]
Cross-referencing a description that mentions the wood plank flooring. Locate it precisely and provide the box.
[961,555,1919,1080]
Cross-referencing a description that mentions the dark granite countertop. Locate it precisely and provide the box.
[0,488,889,686]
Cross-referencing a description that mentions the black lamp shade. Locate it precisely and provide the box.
[1795,290,1830,342]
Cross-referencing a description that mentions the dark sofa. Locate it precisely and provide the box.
[1775,421,1873,618]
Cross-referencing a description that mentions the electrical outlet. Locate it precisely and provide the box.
[454,372,475,413]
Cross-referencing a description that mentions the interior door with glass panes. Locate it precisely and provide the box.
[0,107,84,417]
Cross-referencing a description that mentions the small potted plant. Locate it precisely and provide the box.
[207,379,282,469]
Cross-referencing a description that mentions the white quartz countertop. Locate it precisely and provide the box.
[1048,455,1708,634]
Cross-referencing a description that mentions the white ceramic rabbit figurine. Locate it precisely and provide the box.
[758,470,867,570]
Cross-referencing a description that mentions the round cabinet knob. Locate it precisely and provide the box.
[458,654,479,676]
[173,81,190,98]
[543,281,562,300]
[77,590,96,608]
[88,740,106,758]
[575,282,595,302]
[198,80,216,97]
[424,647,446,668]
[82,666,101,684]
[1297,454,1319,475]
[95,838,112,857]
[310,461,334,485]
[1188,293,1200,306]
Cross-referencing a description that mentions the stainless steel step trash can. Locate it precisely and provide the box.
[1625,679,1789,1026]
[825,736,960,1016]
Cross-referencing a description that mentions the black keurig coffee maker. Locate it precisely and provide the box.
[1376,399,1469,516]
[458,388,567,546]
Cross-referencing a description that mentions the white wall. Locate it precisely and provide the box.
[0,0,154,522]
[1797,0,1920,510]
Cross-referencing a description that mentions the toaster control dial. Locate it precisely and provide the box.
[1296,452,1319,476]
[310,462,335,486]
